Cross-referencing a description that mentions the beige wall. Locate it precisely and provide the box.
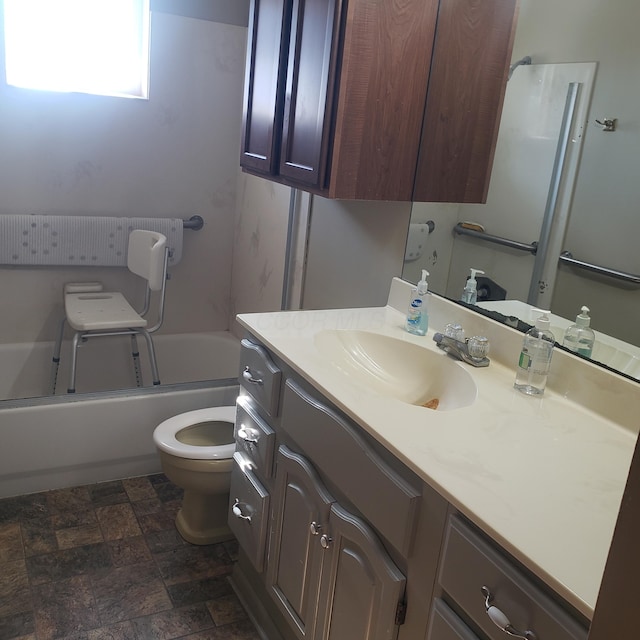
[229,173,291,336]
[302,197,412,310]
[0,13,247,344]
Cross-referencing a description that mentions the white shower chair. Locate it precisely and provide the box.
[50,230,169,394]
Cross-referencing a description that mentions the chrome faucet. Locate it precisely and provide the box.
[433,332,490,367]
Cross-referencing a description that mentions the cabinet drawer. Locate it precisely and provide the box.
[240,338,282,416]
[235,396,276,479]
[281,379,420,557]
[427,599,479,640]
[228,452,270,573]
[438,516,588,640]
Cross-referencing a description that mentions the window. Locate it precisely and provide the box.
[2,0,150,99]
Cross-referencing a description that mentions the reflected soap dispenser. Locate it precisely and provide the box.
[406,269,430,336]
[460,268,485,304]
[563,306,595,358]
[514,310,555,396]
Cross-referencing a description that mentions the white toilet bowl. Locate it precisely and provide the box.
[153,406,236,545]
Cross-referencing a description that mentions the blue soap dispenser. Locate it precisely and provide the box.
[406,269,430,336]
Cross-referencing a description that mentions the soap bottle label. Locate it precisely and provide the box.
[518,351,532,370]
[407,298,422,322]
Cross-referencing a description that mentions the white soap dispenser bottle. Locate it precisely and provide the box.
[514,310,555,396]
[562,306,595,358]
[406,269,430,336]
[460,268,485,304]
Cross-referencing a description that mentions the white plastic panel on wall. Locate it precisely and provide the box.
[0,12,247,344]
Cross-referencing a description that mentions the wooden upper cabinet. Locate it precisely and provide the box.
[240,0,518,203]
[414,0,520,203]
[240,0,291,173]
[278,0,338,188]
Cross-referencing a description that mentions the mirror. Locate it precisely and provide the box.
[402,0,640,381]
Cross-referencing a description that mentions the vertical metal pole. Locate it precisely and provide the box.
[281,188,298,310]
[527,82,580,306]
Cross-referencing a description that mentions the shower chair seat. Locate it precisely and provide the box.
[50,229,169,394]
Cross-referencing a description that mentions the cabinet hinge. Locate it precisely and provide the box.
[395,601,407,626]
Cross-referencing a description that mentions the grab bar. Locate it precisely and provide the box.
[559,251,640,285]
[453,223,537,255]
[182,215,204,230]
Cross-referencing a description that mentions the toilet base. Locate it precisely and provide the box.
[176,509,235,545]
[175,489,236,546]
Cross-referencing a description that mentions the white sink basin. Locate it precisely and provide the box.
[314,330,478,411]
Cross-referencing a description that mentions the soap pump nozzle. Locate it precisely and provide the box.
[575,305,591,327]
[416,269,429,295]
[531,308,554,339]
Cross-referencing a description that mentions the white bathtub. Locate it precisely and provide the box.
[2,330,242,400]
[0,331,241,498]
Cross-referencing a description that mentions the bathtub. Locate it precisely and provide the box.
[0,331,241,499]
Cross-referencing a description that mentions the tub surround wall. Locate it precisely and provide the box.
[151,0,250,26]
[0,12,247,345]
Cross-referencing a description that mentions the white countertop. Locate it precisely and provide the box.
[237,288,638,619]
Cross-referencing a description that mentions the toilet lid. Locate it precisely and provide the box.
[153,406,237,459]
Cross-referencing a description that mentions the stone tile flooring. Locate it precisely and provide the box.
[0,474,261,640]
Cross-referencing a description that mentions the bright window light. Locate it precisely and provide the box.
[2,0,150,99]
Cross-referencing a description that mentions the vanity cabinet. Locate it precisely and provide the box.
[268,445,405,640]
[430,516,588,640]
[230,335,589,640]
[240,0,518,202]
[232,338,427,640]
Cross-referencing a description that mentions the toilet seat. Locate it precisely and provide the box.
[153,406,236,460]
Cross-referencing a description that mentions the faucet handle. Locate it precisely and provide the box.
[468,335,490,360]
[444,323,465,341]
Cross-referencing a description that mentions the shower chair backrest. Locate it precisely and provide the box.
[127,230,167,291]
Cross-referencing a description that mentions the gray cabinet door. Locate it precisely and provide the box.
[315,503,407,640]
[267,445,335,640]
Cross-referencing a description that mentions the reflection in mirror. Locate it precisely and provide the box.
[403,0,639,381]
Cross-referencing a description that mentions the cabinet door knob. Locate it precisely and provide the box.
[232,498,253,524]
[481,586,537,640]
[237,426,259,444]
[309,521,322,535]
[320,534,332,549]
[242,366,263,385]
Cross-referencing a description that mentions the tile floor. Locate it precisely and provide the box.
[0,474,261,640]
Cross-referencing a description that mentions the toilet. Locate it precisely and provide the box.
[153,406,236,545]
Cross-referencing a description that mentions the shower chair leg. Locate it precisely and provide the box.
[130,334,144,387]
[67,332,83,394]
[139,329,161,386]
[50,317,66,395]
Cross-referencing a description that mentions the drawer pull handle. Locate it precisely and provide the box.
[232,498,252,523]
[237,426,259,444]
[242,366,263,385]
[481,586,537,640]
[320,534,332,549]
[310,521,322,535]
